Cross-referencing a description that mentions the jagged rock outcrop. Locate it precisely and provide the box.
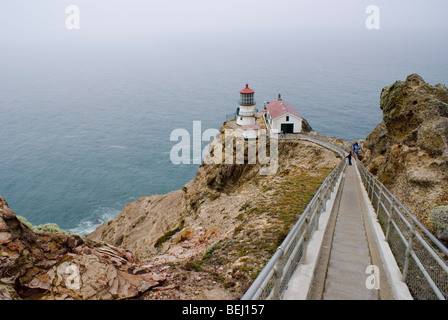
[362,74,448,232]
[0,197,164,300]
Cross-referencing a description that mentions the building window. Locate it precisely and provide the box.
[286,116,289,122]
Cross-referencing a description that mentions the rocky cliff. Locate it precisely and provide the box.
[87,121,341,299]
[1,119,341,300]
[362,74,448,233]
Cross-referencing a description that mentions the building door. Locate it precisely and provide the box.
[281,123,294,133]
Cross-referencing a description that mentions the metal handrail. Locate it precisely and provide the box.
[242,137,347,300]
[242,133,448,300]
[356,158,448,300]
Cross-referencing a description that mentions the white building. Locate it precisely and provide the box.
[236,84,256,126]
[242,124,261,140]
[265,95,303,134]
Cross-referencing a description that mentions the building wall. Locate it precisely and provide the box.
[237,116,256,126]
[270,113,302,133]
[238,105,255,116]
[243,129,258,140]
[237,105,256,126]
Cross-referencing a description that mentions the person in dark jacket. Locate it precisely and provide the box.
[346,152,352,165]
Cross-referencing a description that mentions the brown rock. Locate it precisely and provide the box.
[6,240,23,252]
[363,74,448,230]
[0,196,165,300]
[0,231,11,245]
[88,190,188,260]
[0,218,9,232]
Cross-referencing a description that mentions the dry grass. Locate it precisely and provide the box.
[197,167,333,296]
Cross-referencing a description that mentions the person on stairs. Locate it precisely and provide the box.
[346,152,352,166]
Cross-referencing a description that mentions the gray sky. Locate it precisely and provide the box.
[1,0,447,44]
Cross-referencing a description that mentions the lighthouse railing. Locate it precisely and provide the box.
[237,109,256,117]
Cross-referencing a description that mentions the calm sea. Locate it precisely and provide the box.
[1,29,447,234]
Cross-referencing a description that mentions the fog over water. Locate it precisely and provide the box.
[0,1,447,233]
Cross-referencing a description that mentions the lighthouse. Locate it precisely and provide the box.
[236,84,256,126]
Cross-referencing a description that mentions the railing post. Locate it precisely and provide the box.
[402,221,415,282]
[314,197,320,217]
[385,201,393,242]
[376,189,382,214]
[302,216,310,265]
[361,168,367,186]
[314,200,319,232]
[366,175,372,198]
[272,249,284,300]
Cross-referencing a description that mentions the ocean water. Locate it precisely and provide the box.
[1,29,447,235]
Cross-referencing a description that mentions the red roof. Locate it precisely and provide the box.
[266,99,302,120]
[240,84,255,94]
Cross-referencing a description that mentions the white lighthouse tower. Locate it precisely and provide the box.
[236,84,256,126]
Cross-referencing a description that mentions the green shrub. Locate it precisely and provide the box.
[17,216,68,235]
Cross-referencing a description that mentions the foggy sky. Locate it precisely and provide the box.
[1,0,447,44]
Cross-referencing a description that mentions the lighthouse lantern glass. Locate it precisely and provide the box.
[240,93,255,106]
